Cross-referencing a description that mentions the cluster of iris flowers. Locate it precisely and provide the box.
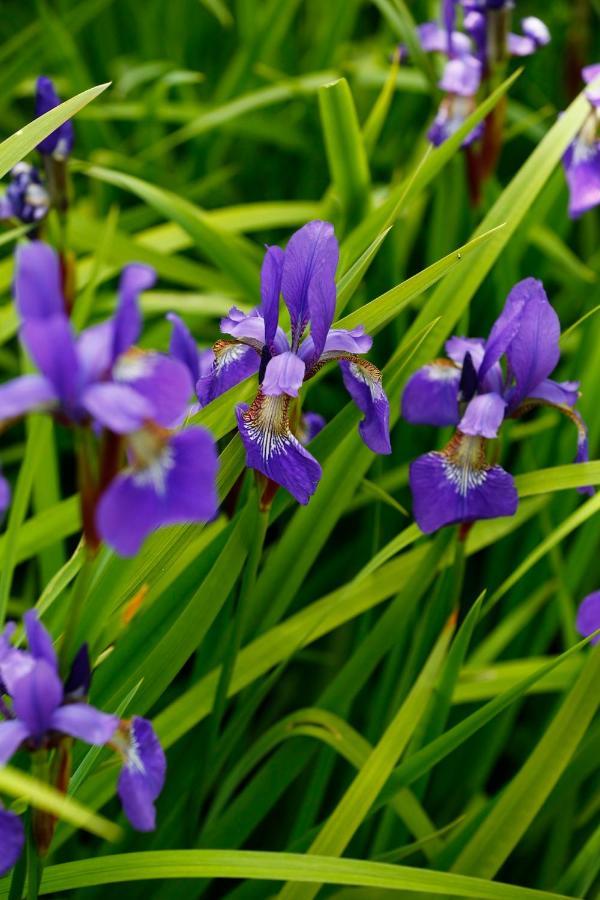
[1,22,600,874]
[0,612,165,874]
[413,1,549,145]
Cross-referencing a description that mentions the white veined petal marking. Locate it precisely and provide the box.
[243,392,299,460]
[131,446,175,497]
[213,340,251,376]
[425,361,460,382]
[441,433,489,498]
[126,730,146,775]
[348,359,383,401]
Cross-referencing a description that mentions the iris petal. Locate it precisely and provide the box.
[236,392,322,504]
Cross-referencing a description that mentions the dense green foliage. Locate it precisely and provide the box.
[0,1,599,897]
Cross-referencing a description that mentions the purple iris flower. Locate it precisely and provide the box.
[189,221,391,505]
[576,592,600,645]
[562,66,600,219]
[0,241,189,433]
[0,241,218,556]
[408,1,549,147]
[402,278,591,534]
[0,162,49,224]
[0,611,166,873]
[35,76,74,160]
[0,613,118,763]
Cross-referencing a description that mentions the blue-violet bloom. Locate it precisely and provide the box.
[0,162,49,224]
[0,241,218,555]
[191,221,391,504]
[0,611,166,873]
[402,277,590,533]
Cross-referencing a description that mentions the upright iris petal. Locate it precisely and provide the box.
[35,76,74,159]
[260,245,285,352]
[281,220,338,356]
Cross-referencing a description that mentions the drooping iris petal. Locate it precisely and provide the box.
[562,138,600,219]
[439,55,481,96]
[20,315,81,413]
[197,340,260,407]
[112,264,156,361]
[117,717,166,832]
[0,375,56,421]
[0,719,30,764]
[112,353,192,428]
[458,392,506,438]
[35,76,74,158]
[167,313,200,386]
[340,359,391,454]
[51,703,119,745]
[260,245,285,351]
[262,351,306,397]
[508,17,550,56]
[507,33,537,56]
[409,434,518,533]
[576,592,600,645]
[0,808,25,876]
[527,379,579,408]
[504,278,560,409]
[23,611,58,670]
[299,327,373,370]
[14,241,65,320]
[281,221,338,354]
[402,362,461,427]
[11,660,63,739]
[236,393,322,505]
[96,427,218,556]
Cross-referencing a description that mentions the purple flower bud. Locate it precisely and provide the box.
[35,76,74,159]
[0,163,49,224]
